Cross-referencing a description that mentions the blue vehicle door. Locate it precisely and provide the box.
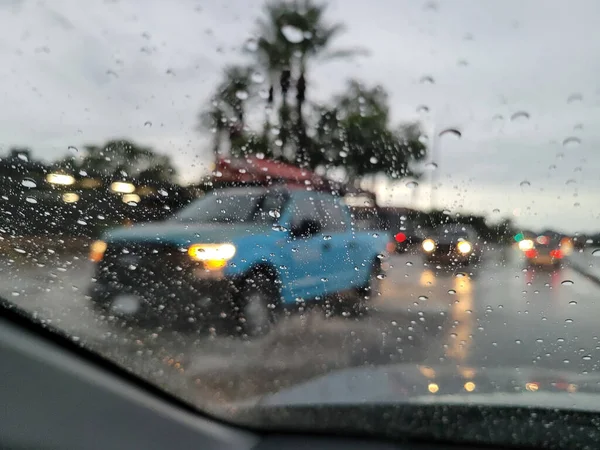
[317,195,356,293]
[280,193,326,301]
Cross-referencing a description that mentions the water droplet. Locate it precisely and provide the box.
[567,93,583,103]
[561,280,574,286]
[565,318,574,324]
[425,162,438,170]
[323,235,332,241]
[438,128,462,139]
[376,273,386,280]
[369,156,378,164]
[406,261,413,266]
[492,208,500,214]
[582,355,592,361]
[281,25,304,43]
[21,179,36,188]
[14,248,26,254]
[591,249,600,257]
[536,338,544,343]
[510,111,530,122]
[68,146,78,154]
[25,197,37,204]
[515,339,522,344]
[419,75,435,84]
[416,105,429,113]
[251,71,264,83]
[448,289,456,295]
[235,90,249,100]
[455,272,467,278]
[406,181,419,189]
[77,219,87,225]
[574,123,584,131]
[566,179,577,185]
[144,121,152,127]
[519,180,531,188]
[569,300,577,306]
[244,38,258,52]
[418,295,428,301]
[562,136,581,148]
[320,277,328,282]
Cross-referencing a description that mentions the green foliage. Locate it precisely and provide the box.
[54,139,178,184]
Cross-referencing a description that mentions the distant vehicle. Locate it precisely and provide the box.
[421,224,481,265]
[88,187,390,335]
[519,234,566,269]
[378,207,423,253]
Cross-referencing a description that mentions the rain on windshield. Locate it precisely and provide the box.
[2,0,600,444]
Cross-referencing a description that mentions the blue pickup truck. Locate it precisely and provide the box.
[88,186,389,335]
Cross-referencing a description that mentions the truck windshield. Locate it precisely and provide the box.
[173,191,286,224]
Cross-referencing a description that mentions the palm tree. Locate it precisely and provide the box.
[252,1,366,164]
[200,65,254,160]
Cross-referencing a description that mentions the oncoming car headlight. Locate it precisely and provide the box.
[457,241,472,254]
[422,239,436,253]
[187,243,236,270]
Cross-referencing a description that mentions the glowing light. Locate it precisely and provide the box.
[464,381,476,392]
[422,239,436,252]
[110,181,136,193]
[419,366,436,379]
[457,241,472,254]
[525,249,538,259]
[62,192,79,203]
[47,173,75,185]
[514,232,525,242]
[427,383,439,394]
[536,235,549,245]
[188,243,236,271]
[395,232,407,243]
[525,382,539,392]
[122,194,141,204]
[518,239,534,251]
[89,240,107,262]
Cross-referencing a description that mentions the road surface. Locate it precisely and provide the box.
[2,246,600,406]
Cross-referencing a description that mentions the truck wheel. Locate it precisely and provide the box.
[358,260,383,301]
[239,269,279,337]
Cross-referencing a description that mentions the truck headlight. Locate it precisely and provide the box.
[457,241,472,254]
[187,243,236,270]
[422,239,436,252]
[518,239,534,251]
[90,240,107,262]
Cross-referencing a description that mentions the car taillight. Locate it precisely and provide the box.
[525,249,538,258]
[395,232,407,243]
[550,249,563,259]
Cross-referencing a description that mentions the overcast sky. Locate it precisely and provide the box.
[1,0,599,233]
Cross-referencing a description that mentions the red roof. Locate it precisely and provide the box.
[215,157,322,186]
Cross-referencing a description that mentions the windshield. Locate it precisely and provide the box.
[3,0,600,447]
[172,190,286,224]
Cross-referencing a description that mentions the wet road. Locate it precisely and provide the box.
[2,246,600,404]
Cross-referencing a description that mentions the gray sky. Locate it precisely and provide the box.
[1,0,599,233]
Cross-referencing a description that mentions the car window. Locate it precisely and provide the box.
[4,1,600,448]
[318,197,347,233]
[290,195,323,227]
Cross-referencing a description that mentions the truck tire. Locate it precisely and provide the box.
[238,268,280,337]
[357,260,383,301]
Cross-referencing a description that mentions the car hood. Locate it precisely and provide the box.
[248,363,600,412]
[103,221,271,246]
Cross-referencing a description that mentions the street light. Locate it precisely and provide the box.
[46,173,75,185]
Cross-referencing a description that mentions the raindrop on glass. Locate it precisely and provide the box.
[562,136,581,148]
[561,280,574,286]
[510,111,530,122]
[235,90,249,100]
[144,121,152,127]
[448,289,456,295]
[418,295,428,301]
[21,179,36,188]
[519,180,531,188]
[419,75,435,84]
[438,128,462,139]
[280,25,304,43]
[406,181,418,189]
[244,38,258,52]
[567,93,583,104]
[25,197,37,204]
